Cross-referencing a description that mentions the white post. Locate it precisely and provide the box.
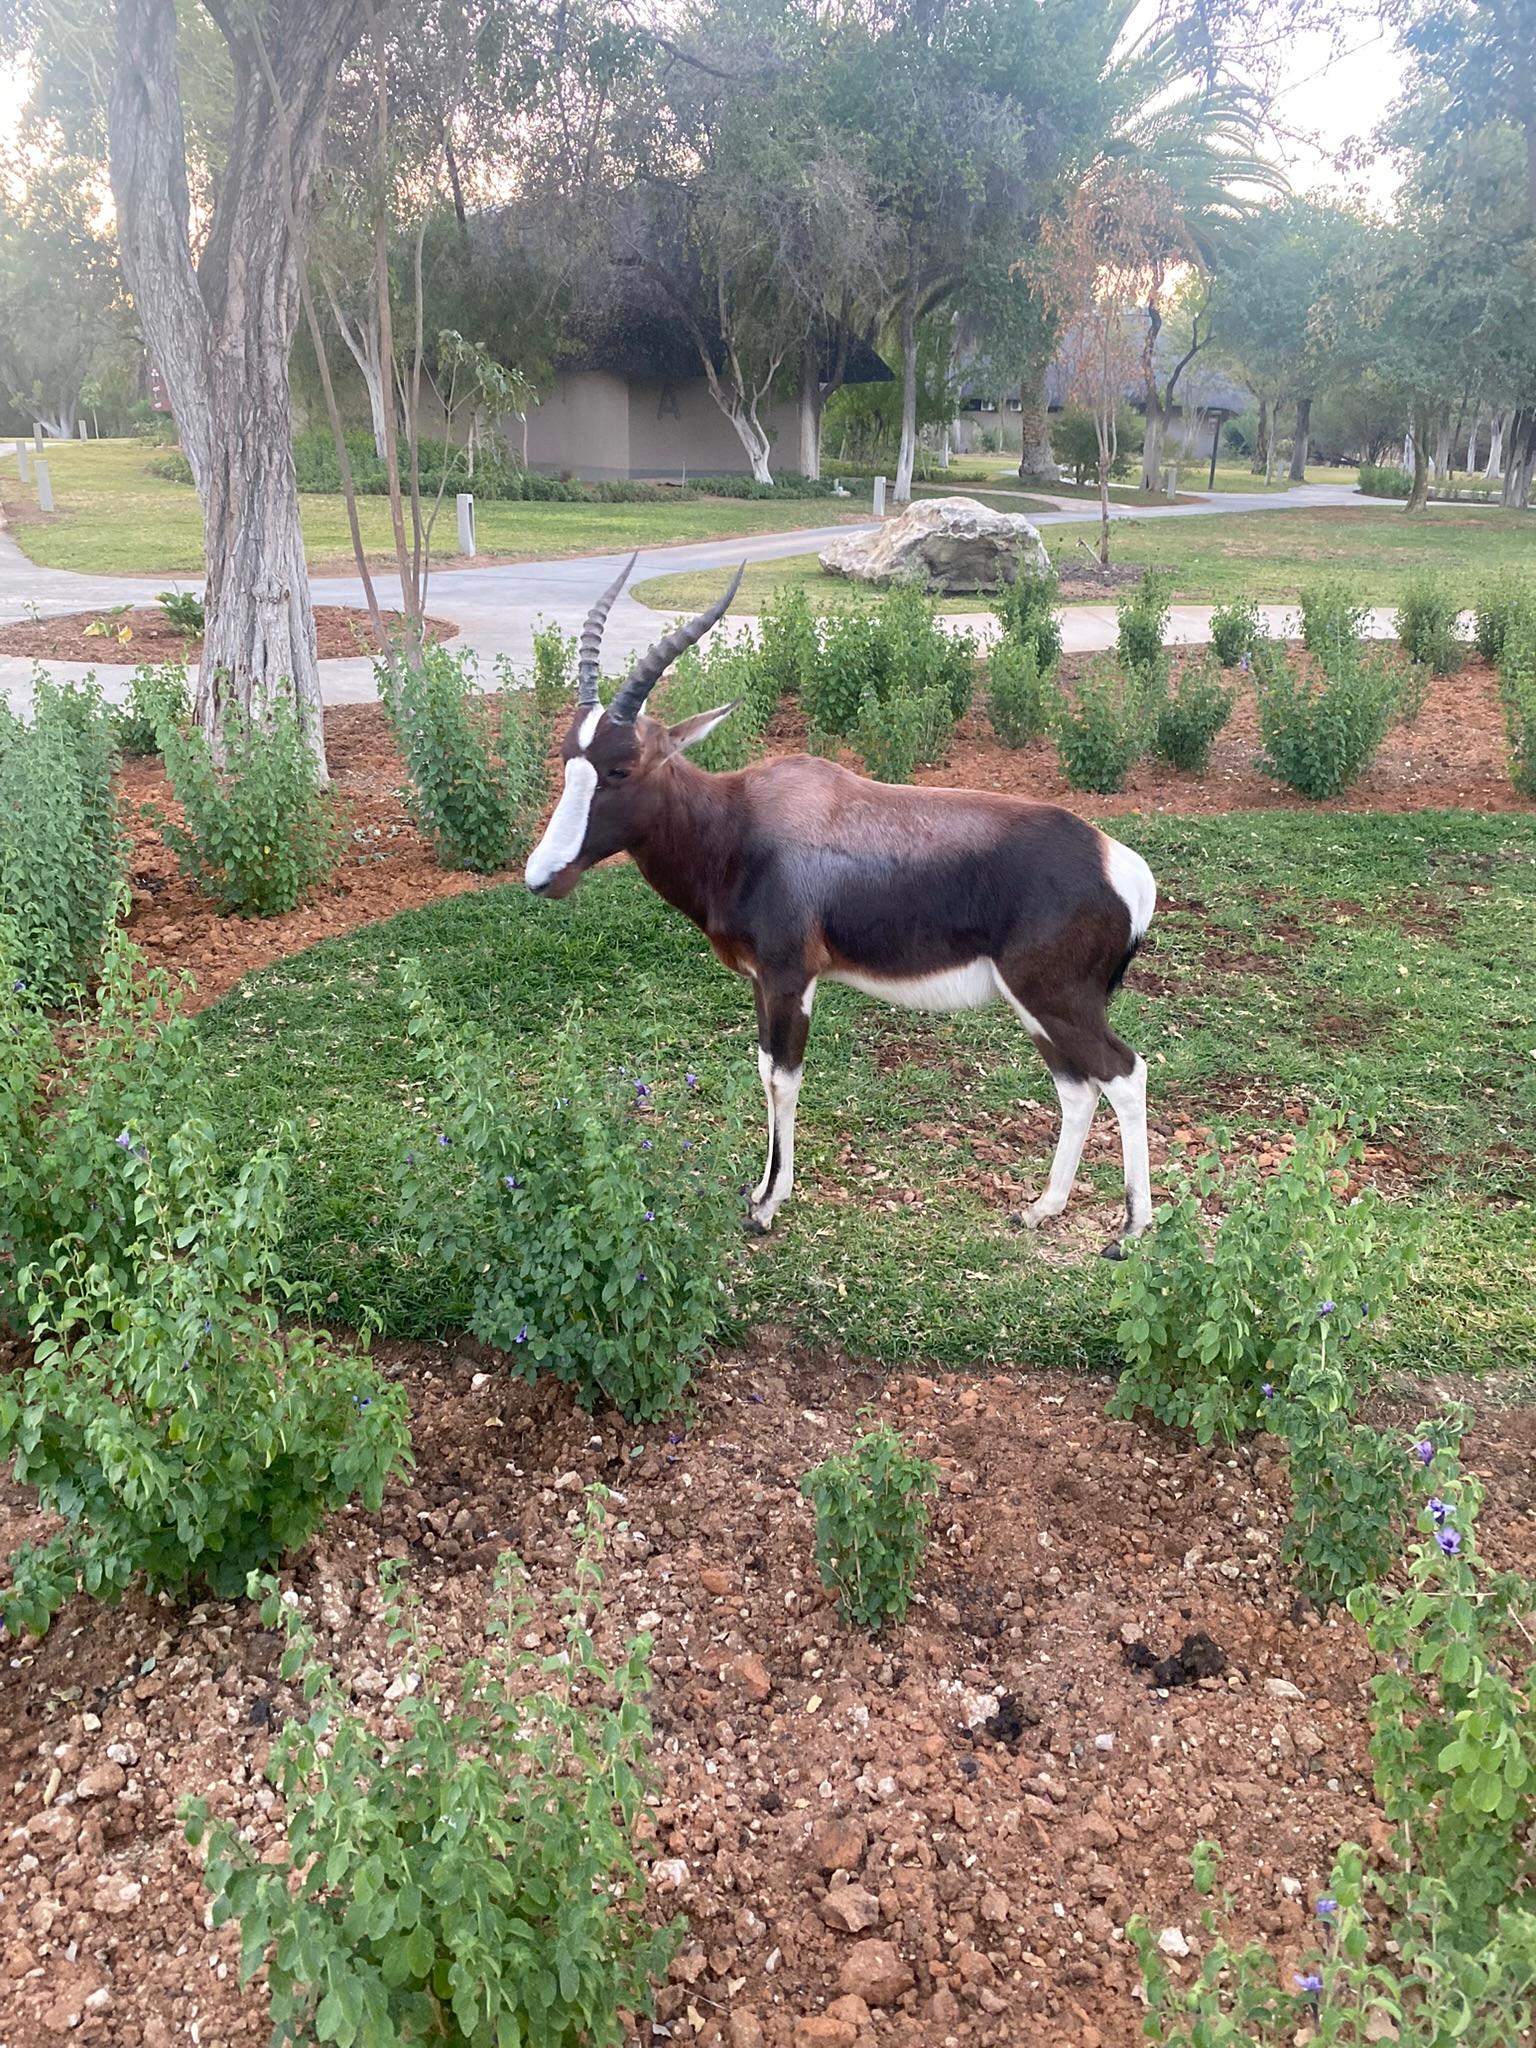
[873,475,887,518]
[455,492,476,557]
[33,423,45,452]
[35,459,53,513]
[939,431,950,471]
[77,419,89,440]
[17,444,29,482]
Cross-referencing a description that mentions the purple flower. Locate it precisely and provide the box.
[1437,1528,1462,1556]
[681,1139,694,1151]
[1316,1898,1336,1918]
[404,1151,416,1167]
[115,1130,133,1150]
[637,1271,647,1283]
[1261,1383,1275,1401]
[503,1175,519,1190]
[1239,654,1251,674]
[436,1131,450,1148]
[1428,1497,1450,1524]
[634,1080,650,1099]
[1295,1973,1322,1995]
[1414,1439,1435,1467]
[1319,1300,1335,1317]
[641,1139,652,1151]
[644,1209,654,1222]
[686,1072,698,1089]
[11,977,25,993]
[514,1326,528,1345]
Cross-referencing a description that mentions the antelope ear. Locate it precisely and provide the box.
[668,700,741,752]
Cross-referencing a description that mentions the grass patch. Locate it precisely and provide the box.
[0,440,868,578]
[193,811,1536,1382]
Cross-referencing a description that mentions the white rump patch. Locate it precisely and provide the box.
[525,756,598,891]
[1104,837,1157,941]
[828,959,998,1013]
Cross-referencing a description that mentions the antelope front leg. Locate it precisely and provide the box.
[746,977,816,1234]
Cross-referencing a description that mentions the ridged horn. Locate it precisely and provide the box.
[607,564,745,724]
[576,552,638,705]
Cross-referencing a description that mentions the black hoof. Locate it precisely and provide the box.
[1100,1238,1127,1262]
[743,1214,770,1238]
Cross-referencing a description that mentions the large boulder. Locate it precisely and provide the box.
[819,495,1051,594]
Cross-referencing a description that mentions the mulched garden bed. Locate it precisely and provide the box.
[3,1345,1531,2047]
[0,605,457,665]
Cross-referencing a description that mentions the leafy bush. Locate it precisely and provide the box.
[801,1426,939,1629]
[1050,401,1142,484]
[112,659,190,757]
[757,582,820,702]
[1499,609,1536,798]
[529,618,575,719]
[0,674,120,1001]
[986,638,1055,748]
[149,449,195,485]
[380,646,548,874]
[1153,657,1235,774]
[1298,579,1369,660]
[0,1104,410,1638]
[653,636,774,774]
[993,564,1063,671]
[1396,573,1463,674]
[399,977,743,1422]
[186,1501,677,2048]
[1208,595,1260,667]
[1108,1113,1409,1445]
[1117,570,1173,677]
[1054,661,1150,793]
[156,700,336,914]
[805,586,974,739]
[156,587,205,635]
[1254,638,1401,799]
[1474,575,1529,664]
[1358,461,1412,498]
[851,683,951,782]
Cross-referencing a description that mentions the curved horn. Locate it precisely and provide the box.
[607,564,745,724]
[576,552,638,705]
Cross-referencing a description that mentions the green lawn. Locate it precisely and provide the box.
[636,503,1536,614]
[193,811,1536,1384]
[0,439,868,578]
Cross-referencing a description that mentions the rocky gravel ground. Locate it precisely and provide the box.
[3,1339,1533,2048]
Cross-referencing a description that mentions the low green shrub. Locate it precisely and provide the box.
[1108,1113,1410,1445]
[1473,575,1528,664]
[155,587,205,635]
[653,636,774,773]
[1396,573,1463,674]
[1054,661,1150,793]
[186,1500,677,2048]
[0,674,120,1001]
[529,618,575,719]
[149,449,195,485]
[1499,609,1536,798]
[1153,656,1235,774]
[1358,461,1412,498]
[805,587,974,739]
[757,582,821,701]
[0,1105,410,1639]
[1253,638,1401,799]
[1298,578,1369,660]
[986,638,1055,747]
[398,977,744,1422]
[993,564,1063,672]
[1117,570,1173,677]
[380,646,548,874]
[801,1425,939,1629]
[155,701,337,914]
[1208,595,1260,667]
[851,683,952,782]
[112,659,191,757]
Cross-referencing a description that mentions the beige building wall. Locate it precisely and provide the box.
[519,369,803,480]
[522,372,632,480]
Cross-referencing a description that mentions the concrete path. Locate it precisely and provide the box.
[0,451,1379,709]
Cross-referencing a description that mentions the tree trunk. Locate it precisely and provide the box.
[1430,417,1452,481]
[1264,399,1276,485]
[1486,411,1505,478]
[1501,409,1536,508]
[325,284,389,458]
[1141,402,1165,495]
[1466,412,1479,474]
[797,340,821,480]
[894,251,920,504]
[1288,394,1311,483]
[1015,358,1056,483]
[1405,405,1432,512]
[108,0,367,777]
[1251,394,1267,474]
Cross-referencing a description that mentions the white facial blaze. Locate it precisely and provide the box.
[525,736,599,891]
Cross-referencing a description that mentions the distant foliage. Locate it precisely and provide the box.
[1208,595,1260,667]
[0,1083,409,1638]
[1358,462,1412,499]
[1498,609,1536,798]
[1298,579,1369,660]
[1153,657,1235,774]
[1054,661,1151,793]
[112,659,191,757]
[1396,574,1463,675]
[1117,570,1173,677]
[1108,1113,1408,1445]
[986,638,1056,748]
[1473,575,1529,665]
[802,1426,940,1629]
[1254,638,1401,799]
[381,646,548,874]
[805,585,975,740]
[0,674,120,1002]
[529,618,575,719]
[186,1504,677,2048]
[399,976,743,1422]
[156,701,336,914]
[1051,402,1142,483]
[993,564,1063,672]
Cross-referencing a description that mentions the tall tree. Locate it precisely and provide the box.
[0,150,129,437]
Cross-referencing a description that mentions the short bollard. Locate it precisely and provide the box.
[17,444,30,482]
[77,420,90,440]
[35,459,54,513]
[873,474,887,518]
[456,491,476,557]
[33,423,44,453]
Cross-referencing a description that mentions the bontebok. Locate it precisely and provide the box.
[526,561,1158,1254]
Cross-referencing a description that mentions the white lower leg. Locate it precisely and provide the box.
[1024,1073,1100,1226]
[1102,1055,1152,1237]
[749,1050,803,1228]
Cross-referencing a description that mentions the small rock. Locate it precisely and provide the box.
[810,1814,867,1875]
[94,1872,142,1916]
[1094,1732,1115,1753]
[1264,1678,1304,1701]
[652,1858,690,1889]
[979,1886,1009,1924]
[1294,1721,1326,1759]
[827,1995,871,2028]
[728,2017,765,2048]
[819,1882,882,1934]
[1157,1927,1191,1959]
[700,1568,733,1596]
[77,1762,126,1799]
[730,1652,773,1703]
[837,1939,914,2008]
[795,2020,856,2048]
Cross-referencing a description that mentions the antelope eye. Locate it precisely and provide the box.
[607,767,630,782]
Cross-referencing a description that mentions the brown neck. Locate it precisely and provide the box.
[623,755,743,938]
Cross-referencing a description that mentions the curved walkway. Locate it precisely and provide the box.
[0,462,1373,709]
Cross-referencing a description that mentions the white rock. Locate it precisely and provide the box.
[1157,1927,1191,1959]
[819,496,1050,595]
[1264,1677,1304,1700]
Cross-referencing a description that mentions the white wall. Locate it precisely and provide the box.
[519,369,802,480]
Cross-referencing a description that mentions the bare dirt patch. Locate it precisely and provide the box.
[5,1347,1532,2048]
[0,606,456,666]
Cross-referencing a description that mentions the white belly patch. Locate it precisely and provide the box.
[827,959,999,1013]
